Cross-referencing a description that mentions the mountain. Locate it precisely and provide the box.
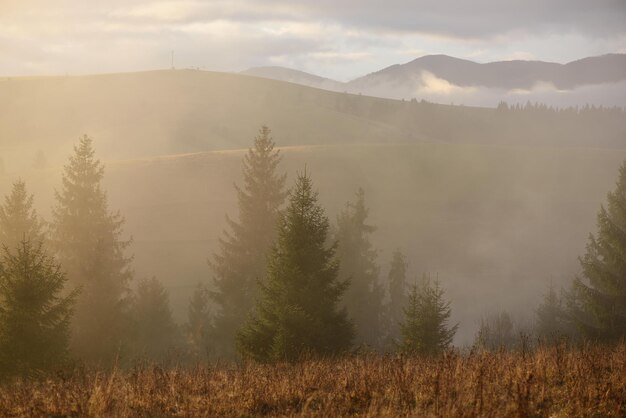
[349,53,626,91]
[241,66,345,91]
[243,54,626,107]
[1,69,624,174]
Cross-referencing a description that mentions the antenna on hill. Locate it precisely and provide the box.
[171,50,175,70]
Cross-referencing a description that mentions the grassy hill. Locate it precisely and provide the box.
[1,69,624,173]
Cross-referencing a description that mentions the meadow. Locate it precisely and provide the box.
[1,343,624,417]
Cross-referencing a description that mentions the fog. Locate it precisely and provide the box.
[1,68,625,349]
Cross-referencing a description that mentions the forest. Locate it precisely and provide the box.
[0,122,625,415]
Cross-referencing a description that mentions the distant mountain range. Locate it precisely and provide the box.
[242,54,626,107]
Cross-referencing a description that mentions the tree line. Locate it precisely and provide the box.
[0,127,625,377]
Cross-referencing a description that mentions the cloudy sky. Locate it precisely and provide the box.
[1,0,625,80]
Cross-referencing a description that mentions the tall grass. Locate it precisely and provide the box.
[1,343,624,417]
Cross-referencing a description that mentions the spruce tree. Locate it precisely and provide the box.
[335,188,385,348]
[0,180,45,251]
[400,277,457,355]
[51,135,133,364]
[186,282,213,360]
[475,311,516,351]
[237,171,353,362]
[129,277,179,362]
[535,285,570,343]
[0,239,78,378]
[210,126,286,358]
[568,160,626,342]
[387,249,408,344]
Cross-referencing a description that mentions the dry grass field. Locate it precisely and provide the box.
[1,343,624,417]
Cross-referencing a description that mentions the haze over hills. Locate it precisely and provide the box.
[1,68,625,342]
[2,68,624,172]
[240,66,344,91]
[243,53,626,107]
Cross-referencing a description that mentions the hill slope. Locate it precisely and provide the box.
[1,69,624,174]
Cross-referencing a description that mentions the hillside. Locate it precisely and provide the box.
[242,54,626,107]
[4,141,625,343]
[1,69,624,174]
[1,69,626,341]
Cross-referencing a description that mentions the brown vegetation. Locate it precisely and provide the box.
[0,343,624,417]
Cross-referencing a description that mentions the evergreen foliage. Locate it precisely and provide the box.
[0,180,45,251]
[51,135,133,364]
[0,239,77,378]
[129,277,179,362]
[335,188,384,348]
[400,277,457,355]
[568,160,626,342]
[475,311,516,350]
[387,249,408,343]
[237,171,353,362]
[210,126,286,358]
[186,282,213,360]
[535,285,571,343]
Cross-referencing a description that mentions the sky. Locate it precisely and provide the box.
[1,0,625,81]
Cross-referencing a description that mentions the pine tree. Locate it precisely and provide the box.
[129,277,179,362]
[186,282,213,360]
[335,188,385,348]
[568,160,626,342]
[210,126,286,358]
[535,284,570,343]
[237,171,353,362]
[475,311,515,351]
[0,239,78,378]
[0,180,45,251]
[400,277,457,356]
[51,135,133,364]
[387,249,408,344]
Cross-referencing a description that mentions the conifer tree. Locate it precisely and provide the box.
[51,135,133,364]
[210,126,286,358]
[335,188,385,348]
[400,277,457,355]
[568,160,626,342]
[0,239,78,378]
[0,180,45,251]
[387,249,408,343]
[535,284,570,343]
[237,171,353,362]
[186,282,213,360]
[129,277,179,362]
[475,311,516,350]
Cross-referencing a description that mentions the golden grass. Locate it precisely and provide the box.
[1,343,624,417]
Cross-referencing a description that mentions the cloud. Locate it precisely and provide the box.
[0,0,624,79]
[417,71,478,95]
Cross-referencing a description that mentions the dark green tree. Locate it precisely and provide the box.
[186,282,213,360]
[0,180,45,251]
[335,188,385,348]
[51,135,133,364]
[400,277,457,355]
[568,160,626,342]
[210,126,286,358]
[237,171,353,362]
[387,249,408,344]
[129,277,179,362]
[0,239,78,378]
